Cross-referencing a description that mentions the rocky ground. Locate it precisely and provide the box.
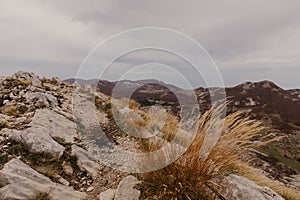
[0,72,298,199]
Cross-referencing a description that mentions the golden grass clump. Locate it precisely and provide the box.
[6,77,31,87]
[141,105,281,200]
[1,105,18,116]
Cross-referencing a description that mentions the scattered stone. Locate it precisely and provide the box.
[71,145,100,177]
[288,174,300,190]
[114,175,141,200]
[0,159,86,200]
[86,186,94,192]
[98,189,116,200]
[55,175,70,186]
[63,164,74,176]
[217,174,284,200]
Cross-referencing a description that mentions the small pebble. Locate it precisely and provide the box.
[86,186,94,192]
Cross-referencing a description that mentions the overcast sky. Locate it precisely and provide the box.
[0,0,299,89]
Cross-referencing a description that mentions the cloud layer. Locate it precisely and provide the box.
[0,0,299,88]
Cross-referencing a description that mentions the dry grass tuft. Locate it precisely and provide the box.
[6,78,31,88]
[31,192,51,200]
[1,105,18,116]
[141,105,281,200]
[0,120,9,129]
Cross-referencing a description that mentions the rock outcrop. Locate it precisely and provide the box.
[25,91,58,107]
[12,71,42,87]
[218,174,284,200]
[2,128,65,158]
[0,159,86,200]
[29,109,78,143]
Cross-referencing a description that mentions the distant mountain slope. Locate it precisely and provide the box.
[64,79,300,131]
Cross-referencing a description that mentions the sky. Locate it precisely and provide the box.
[0,0,299,89]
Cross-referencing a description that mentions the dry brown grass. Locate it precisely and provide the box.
[0,120,9,129]
[161,113,179,142]
[6,77,31,87]
[141,105,282,200]
[1,105,18,116]
[31,192,51,200]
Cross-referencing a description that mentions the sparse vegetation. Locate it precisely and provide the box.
[258,144,300,173]
[1,105,17,116]
[35,101,47,109]
[0,120,8,129]
[31,192,51,200]
[17,105,28,114]
[5,77,31,88]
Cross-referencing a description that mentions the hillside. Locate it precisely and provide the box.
[0,72,299,199]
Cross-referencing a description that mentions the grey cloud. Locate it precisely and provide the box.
[0,0,299,88]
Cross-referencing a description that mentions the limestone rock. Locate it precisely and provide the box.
[71,145,100,177]
[98,189,116,200]
[287,174,300,190]
[0,159,86,200]
[218,174,284,200]
[25,92,58,107]
[29,109,78,143]
[53,108,75,121]
[2,128,65,158]
[114,175,141,200]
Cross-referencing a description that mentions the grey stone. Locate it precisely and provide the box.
[2,128,65,158]
[25,92,58,107]
[218,174,284,200]
[71,145,100,177]
[86,186,94,192]
[29,109,78,143]
[98,189,116,200]
[288,174,300,190]
[114,175,141,200]
[0,159,86,200]
[57,176,70,186]
[63,164,74,176]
